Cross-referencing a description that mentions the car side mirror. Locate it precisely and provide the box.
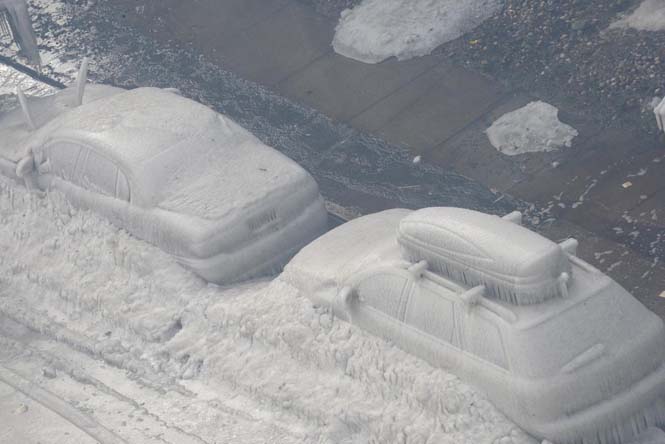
[559,238,578,256]
[15,154,34,178]
[337,286,354,309]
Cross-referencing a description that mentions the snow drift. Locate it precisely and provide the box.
[332,0,504,63]
[0,177,536,443]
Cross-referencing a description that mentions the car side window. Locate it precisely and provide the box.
[405,284,456,343]
[463,312,508,369]
[355,272,409,319]
[80,149,119,197]
[116,169,130,202]
[47,142,82,181]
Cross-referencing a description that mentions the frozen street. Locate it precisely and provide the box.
[0,178,533,444]
[2,0,665,443]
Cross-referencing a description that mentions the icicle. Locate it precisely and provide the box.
[74,58,88,107]
[16,87,35,130]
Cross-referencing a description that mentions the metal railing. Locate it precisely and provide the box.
[0,10,12,40]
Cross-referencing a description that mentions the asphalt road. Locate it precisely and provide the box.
[8,0,517,219]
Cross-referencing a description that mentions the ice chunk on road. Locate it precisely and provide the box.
[611,0,665,32]
[653,96,665,132]
[332,0,503,63]
[486,101,578,156]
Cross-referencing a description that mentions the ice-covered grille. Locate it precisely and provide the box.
[247,209,278,233]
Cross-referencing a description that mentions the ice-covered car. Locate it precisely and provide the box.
[0,63,328,284]
[283,207,665,444]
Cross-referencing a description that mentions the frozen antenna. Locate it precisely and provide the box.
[16,87,36,130]
[74,58,89,107]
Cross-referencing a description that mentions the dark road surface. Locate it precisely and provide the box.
[15,0,516,220]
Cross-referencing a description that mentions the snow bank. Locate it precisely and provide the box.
[611,0,665,32]
[0,177,536,444]
[332,0,504,63]
[486,101,578,156]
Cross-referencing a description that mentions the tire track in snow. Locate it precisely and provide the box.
[0,363,128,444]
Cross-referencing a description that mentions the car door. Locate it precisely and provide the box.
[459,305,509,370]
[404,278,459,346]
[35,140,83,186]
[385,276,469,370]
[39,141,131,202]
[347,268,414,341]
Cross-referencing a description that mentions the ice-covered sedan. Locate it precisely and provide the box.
[283,207,665,444]
[0,63,328,284]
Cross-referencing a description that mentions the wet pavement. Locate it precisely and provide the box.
[1,0,665,314]
[98,0,665,313]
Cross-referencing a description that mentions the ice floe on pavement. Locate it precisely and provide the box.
[486,101,578,156]
[332,0,504,63]
[0,176,536,443]
[611,0,665,32]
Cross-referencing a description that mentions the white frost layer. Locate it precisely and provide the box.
[486,101,578,156]
[0,63,55,98]
[0,177,535,444]
[611,0,665,32]
[332,0,503,63]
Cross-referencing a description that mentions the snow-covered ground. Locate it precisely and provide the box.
[332,0,504,63]
[611,0,665,32]
[486,101,578,156]
[0,175,535,443]
[0,63,54,98]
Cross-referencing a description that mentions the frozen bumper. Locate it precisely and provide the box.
[174,197,328,285]
[528,362,665,444]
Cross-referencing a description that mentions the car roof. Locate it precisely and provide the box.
[17,86,314,216]
[25,87,222,168]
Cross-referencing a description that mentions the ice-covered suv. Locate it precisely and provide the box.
[283,207,665,444]
[0,63,328,284]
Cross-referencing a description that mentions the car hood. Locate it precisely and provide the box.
[282,209,411,294]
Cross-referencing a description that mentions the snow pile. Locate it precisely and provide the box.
[0,177,536,444]
[332,0,504,63]
[486,101,578,156]
[611,0,665,32]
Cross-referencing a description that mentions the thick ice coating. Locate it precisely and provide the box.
[284,207,665,444]
[0,83,328,284]
[397,207,572,305]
